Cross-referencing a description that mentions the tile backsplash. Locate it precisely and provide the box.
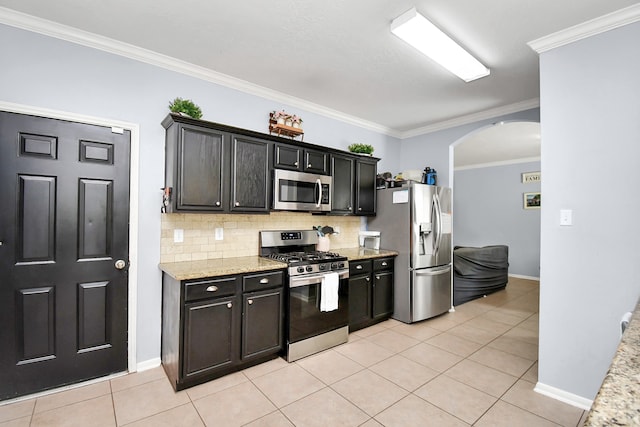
[160,212,362,263]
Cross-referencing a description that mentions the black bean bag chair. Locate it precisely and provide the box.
[453,245,509,306]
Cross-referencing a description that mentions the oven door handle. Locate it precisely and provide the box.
[315,178,322,208]
[289,270,349,288]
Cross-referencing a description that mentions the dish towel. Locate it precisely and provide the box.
[320,272,339,312]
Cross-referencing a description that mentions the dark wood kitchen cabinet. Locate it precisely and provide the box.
[230,135,270,212]
[355,158,377,215]
[163,121,229,212]
[161,269,284,391]
[330,154,355,214]
[274,143,329,175]
[348,256,395,332]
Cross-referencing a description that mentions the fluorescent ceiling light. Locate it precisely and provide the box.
[391,8,490,82]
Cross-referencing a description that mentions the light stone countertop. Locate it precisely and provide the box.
[158,248,398,281]
[159,256,287,281]
[584,300,640,426]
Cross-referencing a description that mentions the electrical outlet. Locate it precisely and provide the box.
[215,227,224,240]
[560,209,573,226]
[174,229,184,243]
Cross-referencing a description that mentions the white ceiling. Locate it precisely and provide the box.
[0,1,636,164]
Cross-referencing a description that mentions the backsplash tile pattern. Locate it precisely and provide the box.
[160,212,362,263]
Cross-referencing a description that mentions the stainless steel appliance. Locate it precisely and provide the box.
[259,230,349,361]
[272,169,332,212]
[368,183,452,323]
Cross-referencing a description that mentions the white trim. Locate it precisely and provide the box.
[528,4,640,53]
[400,99,540,139]
[0,100,140,375]
[454,156,541,171]
[509,273,540,281]
[0,7,396,138]
[137,357,162,372]
[534,382,593,410]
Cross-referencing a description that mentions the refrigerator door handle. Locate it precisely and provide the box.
[434,193,443,257]
[414,265,451,276]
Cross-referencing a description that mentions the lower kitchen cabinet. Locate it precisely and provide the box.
[162,269,284,391]
[348,256,395,332]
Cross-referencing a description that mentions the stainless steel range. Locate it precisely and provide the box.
[260,230,349,362]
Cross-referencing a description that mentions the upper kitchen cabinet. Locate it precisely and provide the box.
[330,154,355,215]
[163,117,229,212]
[355,158,377,215]
[230,134,270,213]
[274,143,329,175]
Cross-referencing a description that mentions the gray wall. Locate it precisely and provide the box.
[453,161,541,278]
[0,23,400,365]
[538,21,640,400]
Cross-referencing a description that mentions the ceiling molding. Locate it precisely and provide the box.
[454,156,541,171]
[528,3,640,53]
[0,7,399,137]
[400,98,540,139]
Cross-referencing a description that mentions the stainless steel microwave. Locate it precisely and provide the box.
[272,169,332,212]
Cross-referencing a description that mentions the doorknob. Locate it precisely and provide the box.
[115,259,126,270]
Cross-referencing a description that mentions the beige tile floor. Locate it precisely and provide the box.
[0,278,590,426]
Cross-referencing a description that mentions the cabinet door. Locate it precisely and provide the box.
[348,275,371,330]
[242,288,283,360]
[231,135,270,212]
[373,271,394,320]
[274,144,302,171]
[356,159,377,215]
[304,149,329,175]
[331,155,354,214]
[183,296,239,378]
[177,125,226,211]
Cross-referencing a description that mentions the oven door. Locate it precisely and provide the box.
[287,270,349,343]
[273,169,331,212]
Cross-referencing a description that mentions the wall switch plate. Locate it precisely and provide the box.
[174,229,184,243]
[215,228,224,240]
[560,209,573,226]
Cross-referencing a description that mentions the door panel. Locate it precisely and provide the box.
[0,111,130,400]
[411,266,451,322]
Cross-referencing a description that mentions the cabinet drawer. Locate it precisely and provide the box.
[349,260,372,275]
[184,277,238,302]
[243,271,284,293]
[374,257,394,271]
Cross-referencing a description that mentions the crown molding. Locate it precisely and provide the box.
[454,156,541,171]
[400,98,540,139]
[0,7,398,137]
[528,3,640,53]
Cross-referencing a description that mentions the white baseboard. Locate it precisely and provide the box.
[509,273,540,281]
[534,382,593,410]
[136,357,162,373]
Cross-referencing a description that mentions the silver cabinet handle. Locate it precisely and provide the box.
[259,278,269,284]
[235,201,240,206]
[227,302,232,309]
[358,207,362,211]
[308,164,312,168]
[382,262,388,266]
[356,265,363,270]
[294,161,299,166]
[375,276,381,280]
[215,201,221,206]
[115,259,126,270]
[206,285,218,292]
[365,277,370,282]
[248,299,253,305]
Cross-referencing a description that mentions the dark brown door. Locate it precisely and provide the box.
[0,111,130,400]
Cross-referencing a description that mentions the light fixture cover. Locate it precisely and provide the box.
[391,8,489,82]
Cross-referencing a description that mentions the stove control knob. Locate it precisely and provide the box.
[319,264,326,271]
[331,263,338,270]
[297,267,305,274]
[306,266,313,272]
[339,262,345,269]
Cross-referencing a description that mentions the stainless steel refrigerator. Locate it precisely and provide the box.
[368,183,452,323]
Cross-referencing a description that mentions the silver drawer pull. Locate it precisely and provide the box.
[206,285,218,292]
[356,265,363,270]
[227,302,232,309]
[248,299,253,305]
[376,276,381,280]
[308,163,312,168]
[366,277,370,282]
[382,262,388,266]
[259,278,269,284]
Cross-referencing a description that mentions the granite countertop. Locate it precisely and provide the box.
[159,248,398,281]
[336,247,399,260]
[159,256,287,281]
[584,300,640,426]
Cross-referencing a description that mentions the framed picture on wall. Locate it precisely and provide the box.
[523,192,541,209]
